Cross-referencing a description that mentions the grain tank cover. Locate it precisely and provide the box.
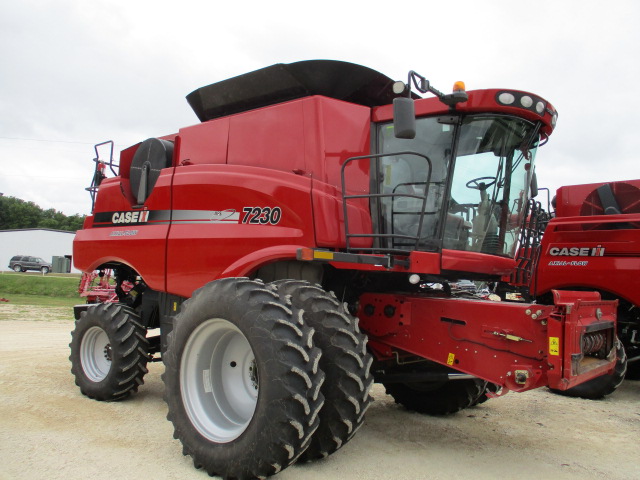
[186,60,399,122]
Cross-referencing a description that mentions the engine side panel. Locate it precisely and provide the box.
[165,165,314,297]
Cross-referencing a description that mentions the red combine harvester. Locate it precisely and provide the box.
[532,180,640,398]
[70,61,618,479]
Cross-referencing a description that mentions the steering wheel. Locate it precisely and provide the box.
[465,176,497,191]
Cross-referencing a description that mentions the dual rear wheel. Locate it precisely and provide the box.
[162,278,372,479]
[271,280,374,460]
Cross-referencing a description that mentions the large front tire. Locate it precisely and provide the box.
[271,280,373,461]
[163,278,325,480]
[69,303,149,401]
[550,339,627,399]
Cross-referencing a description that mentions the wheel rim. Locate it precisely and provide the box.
[180,318,259,443]
[13,266,20,272]
[80,326,112,382]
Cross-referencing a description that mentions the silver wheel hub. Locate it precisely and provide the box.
[180,318,258,443]
[80,326,112,382]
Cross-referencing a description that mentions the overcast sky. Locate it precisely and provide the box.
[1,0,639,216]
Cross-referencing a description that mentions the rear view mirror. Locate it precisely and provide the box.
[393,97,416,139]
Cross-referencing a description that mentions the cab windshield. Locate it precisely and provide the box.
[376,114,539,257]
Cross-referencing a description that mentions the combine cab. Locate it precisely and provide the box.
[70,61,618,479]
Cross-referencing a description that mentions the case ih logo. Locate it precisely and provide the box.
[549,245,605,257]
[111,211,150,224]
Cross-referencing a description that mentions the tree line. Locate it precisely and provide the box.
[0,195,85,231]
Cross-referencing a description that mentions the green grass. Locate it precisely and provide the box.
[0,294,80,307]
[0,272,82,300]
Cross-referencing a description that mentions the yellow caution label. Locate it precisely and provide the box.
[173,301,178,312]
[447,353,455,366]
[549,337,560,356]
[314,250,334,260]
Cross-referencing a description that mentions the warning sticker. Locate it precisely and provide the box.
[447,353,455,366]
[549,337,560,356]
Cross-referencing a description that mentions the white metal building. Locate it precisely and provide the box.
[0,229,79,273]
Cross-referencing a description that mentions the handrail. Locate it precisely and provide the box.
[341,151,432,254]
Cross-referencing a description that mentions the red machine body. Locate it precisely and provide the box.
[75,87,555,295]
[533,179,640,378]
[73,60,615,396]
[358,289,616,392]
[76,95,371,296]
[535,180,640,300]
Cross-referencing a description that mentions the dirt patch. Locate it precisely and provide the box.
[0,316,638,480]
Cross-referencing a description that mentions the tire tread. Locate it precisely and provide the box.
[271,280,373,462]
[162,277,325,480]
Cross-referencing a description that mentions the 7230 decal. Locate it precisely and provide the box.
[242,207,282,225]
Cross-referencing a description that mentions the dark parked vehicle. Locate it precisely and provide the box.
[9,255,52,274]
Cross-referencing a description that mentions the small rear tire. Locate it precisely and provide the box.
[69,303,149,401]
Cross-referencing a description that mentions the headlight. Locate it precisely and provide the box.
[495,91,546,117]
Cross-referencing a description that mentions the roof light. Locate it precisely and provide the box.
[520,95,533,108]
[392,81,407,95]
[496,91,548,118]
[498,92,515,105]
[453,81,466,92]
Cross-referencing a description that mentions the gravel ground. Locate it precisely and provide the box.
[0,306,638,480]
